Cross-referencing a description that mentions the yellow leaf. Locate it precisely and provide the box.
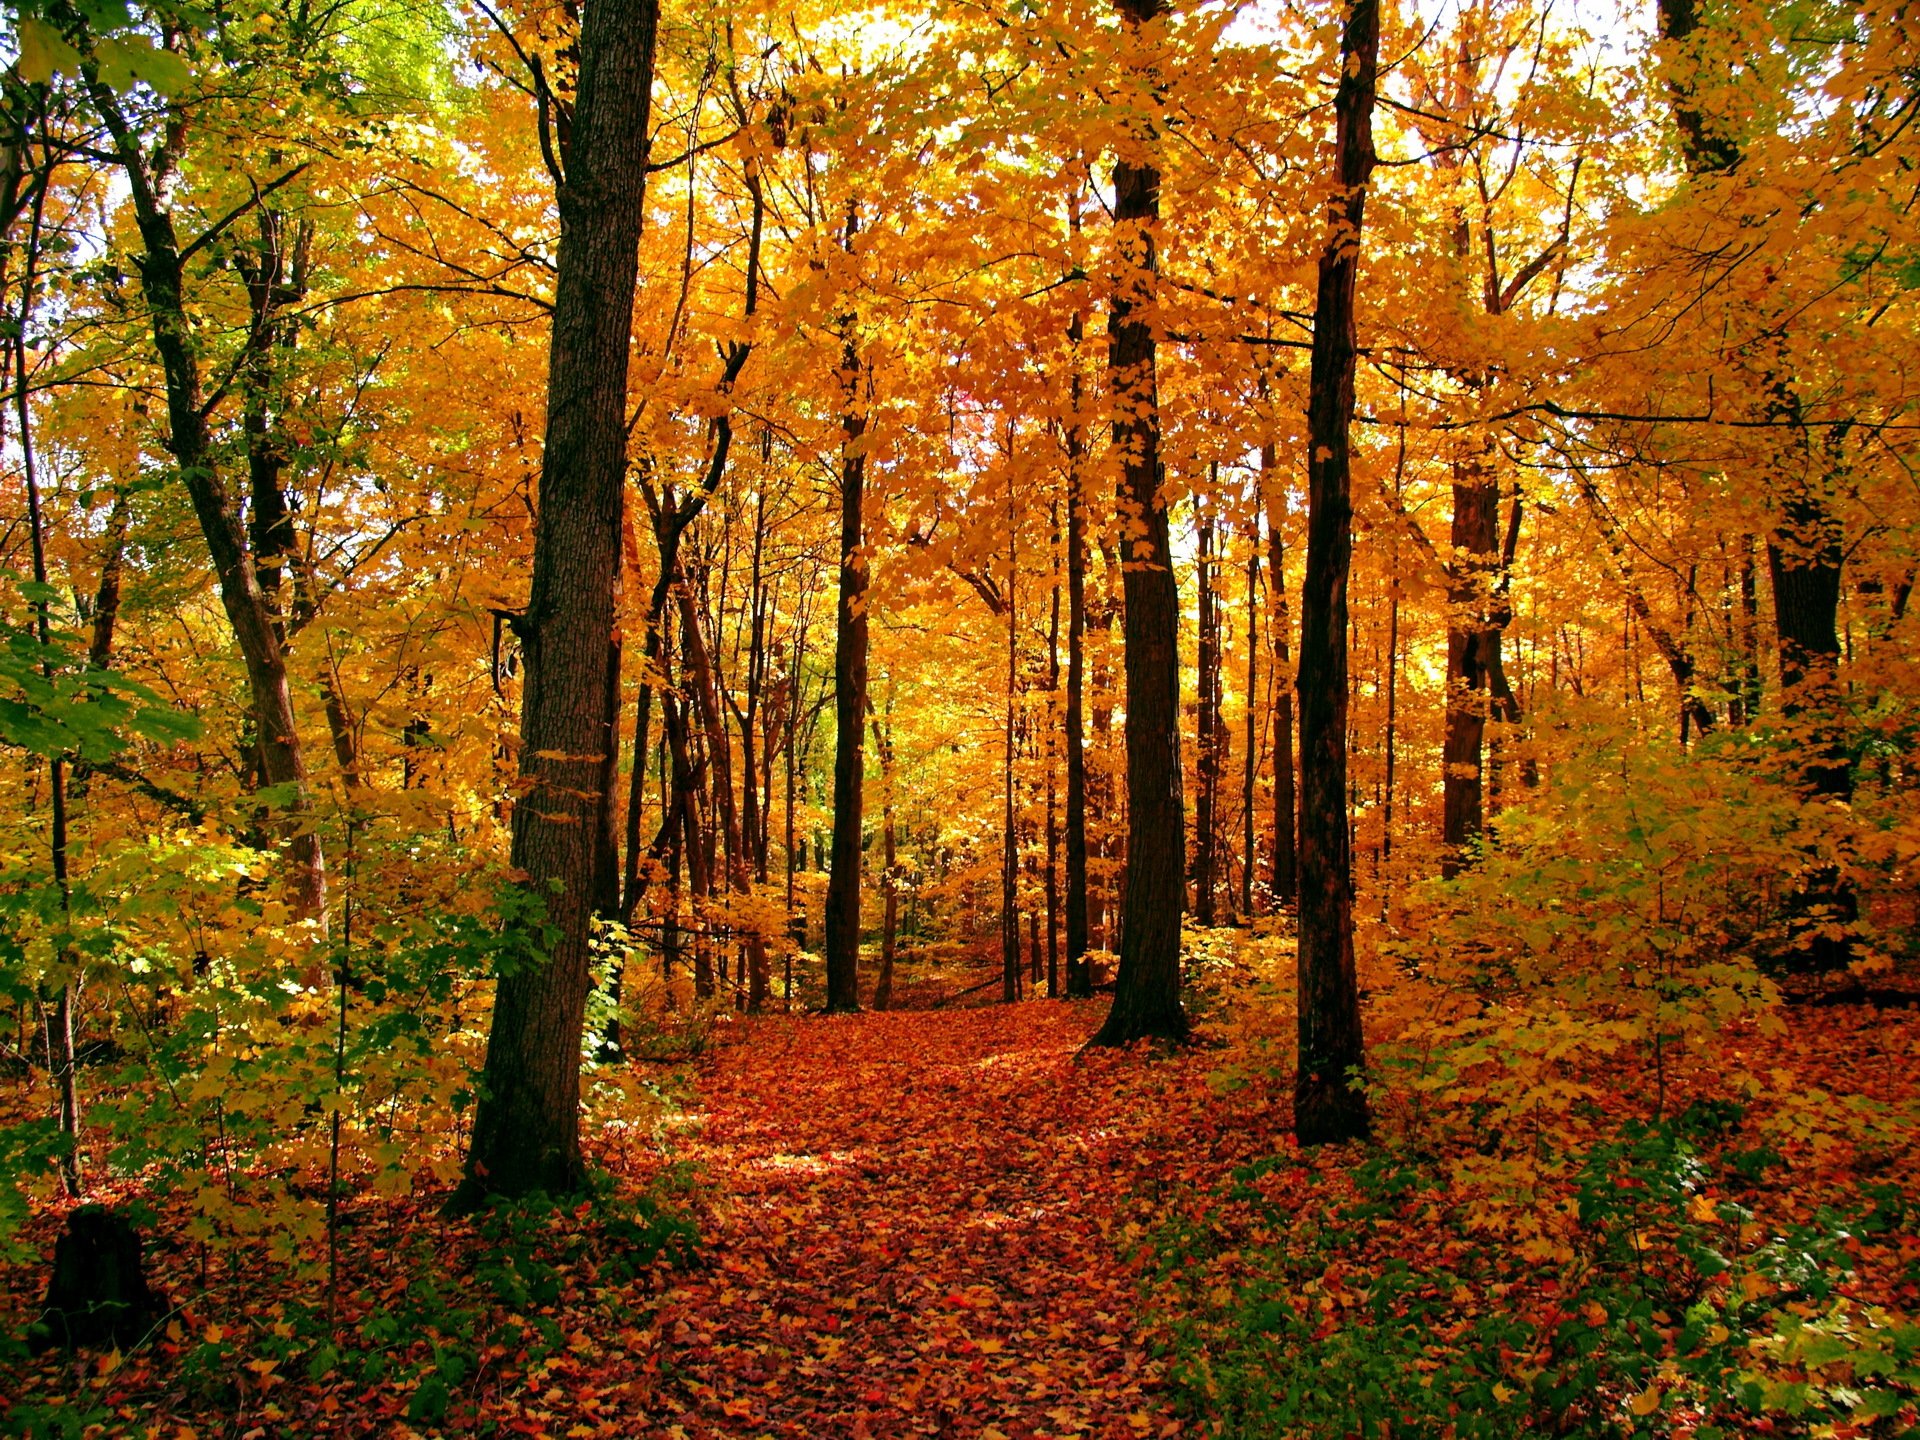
[17,20,80,84]
[1630,1386,1662,1416]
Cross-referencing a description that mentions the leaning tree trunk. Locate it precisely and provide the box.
[823,206,869,1014]
[1092,0,1187,1047]
[453,0,659,1208]
[88,80,327,937]
[1295,0,1379,1147]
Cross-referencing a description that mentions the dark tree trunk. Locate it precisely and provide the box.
[453,0,659,1207]
[1091,0,1187,1046]
[1264,446,1298,910]
[1047,508,1062,997]
[1003,486,1022,1003]
[824,206,868,1014]
[32,1207,162,1354]
[872,710,898,1012]
[1295,0,1379,1146]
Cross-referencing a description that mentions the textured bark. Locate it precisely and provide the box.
[1092,0,1187,1046]
[824,217,869,1013]
[454,0,659,1206]
[1295,0,1379,1147]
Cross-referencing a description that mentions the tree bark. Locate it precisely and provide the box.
[1295,0,1379,1146]
[454,0,659,1207]
[824,203,869,1014]
[1091,0,1188,1046]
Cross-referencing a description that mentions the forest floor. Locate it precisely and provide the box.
[1,997,1277,1439]
[643,999,1267,1438]
[8,983,1916,1437]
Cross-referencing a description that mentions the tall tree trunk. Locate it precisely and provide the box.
[1003,478,1023,1003]
[15,256,82,1196]
[1064,307,1094,998]
[1263,446,1298,910]
[1241,526,1260,919]
[453,0,659,1207]
[871,709,898,1011]
[1295,0,1379,1147]
[1092,0,1187,1045]
[823,204,868,1014]
[1194,507,1219,925]
[1047,505,1062,997]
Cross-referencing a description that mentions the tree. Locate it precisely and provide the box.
[1092,0,1187,1048]
[1294,0,1379,1147]
[454,0,660,1206]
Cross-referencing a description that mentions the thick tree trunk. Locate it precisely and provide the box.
[1295,0,1379,1147]
[1092,0,1187,1047]
[824,213,869,1014]
[453,0,658,1207]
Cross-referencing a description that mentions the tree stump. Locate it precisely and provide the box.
[31,1205,164,1352]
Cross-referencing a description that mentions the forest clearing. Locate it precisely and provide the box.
[3,0,1920,1433]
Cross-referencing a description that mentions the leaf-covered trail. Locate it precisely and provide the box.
[648,1001,1270,1439]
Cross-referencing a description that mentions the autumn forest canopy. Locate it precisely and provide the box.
[1,0,1919,1432]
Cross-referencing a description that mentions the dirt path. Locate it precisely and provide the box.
[646,1001,1266,1439]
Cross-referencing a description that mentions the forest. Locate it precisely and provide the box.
[0,0,1917,1432]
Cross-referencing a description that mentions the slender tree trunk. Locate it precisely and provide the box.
[1047,506,1062,997]
[1194,507,1219,926]
[872,710,898,1011]
[1295,0,1379,1146]
[1241,526,1259,919]
[1003,478,1022,1003]
[453,0,659,1207]
[1064,309,1094,997]
[1092,0,1187,1045]
[1263,447,1298,910]
[676,577,771,1010]
[15,263,82,1197]
[824,205,868,1014]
